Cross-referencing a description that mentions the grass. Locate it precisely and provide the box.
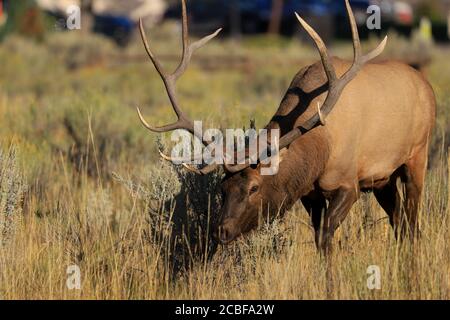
[0,26,449,299]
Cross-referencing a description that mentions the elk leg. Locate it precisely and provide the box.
[301,193,327,247]
[401,146,428,239]
[319,187,359,254]
[373,169,403,234]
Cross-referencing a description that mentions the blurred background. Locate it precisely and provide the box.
[0,0,450,44]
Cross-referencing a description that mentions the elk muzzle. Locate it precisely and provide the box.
[214,219,242,244]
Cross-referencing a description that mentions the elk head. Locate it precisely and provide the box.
[137,0,386,244]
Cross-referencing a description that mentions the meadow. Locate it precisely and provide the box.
[0,24,449,299]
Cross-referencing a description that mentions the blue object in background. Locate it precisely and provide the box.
[236,0,370,21]
[93,14,135,47]
[164,0,413,39]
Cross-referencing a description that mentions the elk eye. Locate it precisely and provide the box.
[249,185,259,195]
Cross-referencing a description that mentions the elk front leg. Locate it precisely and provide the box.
[318,186,359,254]
[301,193,327,242]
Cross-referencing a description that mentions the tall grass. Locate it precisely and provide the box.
[0,146,25,246]
[0,29,449,299]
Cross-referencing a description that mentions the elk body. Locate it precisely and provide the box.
[138,0,436,253]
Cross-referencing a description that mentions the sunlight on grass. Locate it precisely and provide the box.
[0,28,449,299]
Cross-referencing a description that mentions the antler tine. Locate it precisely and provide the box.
[158,149,220,175]
[181,0,189,57]
[173,0,222,80]
[317,102,326,125]
[138,18,165,79]
[343,0,387,77]
[137,106,191,133]
[295,13,337,84]
[345,0,361,61]
[361,36,387,65]
[158,149,204,163]
[172,28,222,80]
[182,163,220,175]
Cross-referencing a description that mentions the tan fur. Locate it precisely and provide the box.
[269,58,435,193]
[217,58,436,246]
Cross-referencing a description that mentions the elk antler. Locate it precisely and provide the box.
[225,0,387,173]
[282,0,387,147]
[137,0,222,175]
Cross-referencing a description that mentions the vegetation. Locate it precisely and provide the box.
[0,0,51,42]
[0,25,449,299]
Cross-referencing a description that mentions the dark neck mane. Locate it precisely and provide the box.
[263,129,330,216]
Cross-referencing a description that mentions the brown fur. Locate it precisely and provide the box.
[216,58,436,252]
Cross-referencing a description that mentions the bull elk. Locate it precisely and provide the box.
[137,0,436,253]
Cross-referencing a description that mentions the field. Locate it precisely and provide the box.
[0,24,449,299]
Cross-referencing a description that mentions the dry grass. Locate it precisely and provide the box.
[0,27,449,300]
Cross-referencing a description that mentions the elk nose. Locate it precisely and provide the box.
[214,225,234,244]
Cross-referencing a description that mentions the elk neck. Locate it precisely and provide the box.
[262,127,331,216]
